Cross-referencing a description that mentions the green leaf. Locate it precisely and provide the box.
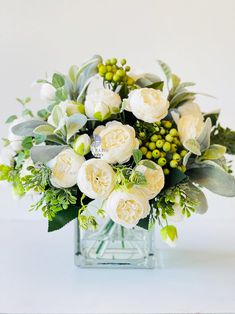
[170,91,196,108]
[184,138,201,155]
[210,124,235,155]
[0,164,11,181]
[48,205,78,232]
[187,161,235,197]
[147,81,164,91]
[166,168,188,187]
[5,115,17,124]
[68,65,78,84]
[22,108,33,117]
[133,149,142,165]
[21,136,33,149]
[34,133,47,144]
[171,74,181,91]
[52,73,65,89]
[66,114,87,141]
[186,181,208,214]
[202,144,226,160]
[204,111,220,126]
[142,160,156,170]
[175,82,195,94]
[37,109,49,120]
[11,120,49,137]
[2,138,10,147]
[158,60,172,83]
[34,124,55,136]
[55,88,68,101]
[197,118,212,152]
[30,145,67,163]
[137,215,152,230]
[135,73,161,88]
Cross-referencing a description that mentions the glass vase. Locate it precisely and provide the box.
[74,219,157,269]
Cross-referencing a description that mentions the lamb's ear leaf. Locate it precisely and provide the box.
[202,144,226,160]
[66,114,87,141]
[48,205,78,232]
[186,160,235,197]
[197,118,212,152]
[11,120,49,136]
[30,145,67,163]
[186,181,208,214]
[33,124,55,136]
[135,73,162,87]
[50,105,64,127]
[184,139,201,156]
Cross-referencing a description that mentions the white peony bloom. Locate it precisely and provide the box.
[77,158,115,199]
[127,88,169,123]
[47,148,85,188]
[176,102,204,144]
[135,160,165,199]
[40,83,56,101]
[85,88,121,120]
[91,121,139,164]
[73,134,91,156]
[0,146,16,166]
[59,101,85,116]
[8,117,32,152]
[104,187,150,229]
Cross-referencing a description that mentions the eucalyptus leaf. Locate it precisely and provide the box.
[133,149,142,165]
[5,115,17,124]
[197,118,212,152]
[147,81,164,91]
[135,73,161,87]
[30,145,67,163]
[187,161,235,197]
[11,120,49,137]
[34,124,56,136]
[158,60,172,83]
[52,73,65,89]
[184,139,201,156]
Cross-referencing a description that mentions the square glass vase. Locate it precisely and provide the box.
[74,219,157,269]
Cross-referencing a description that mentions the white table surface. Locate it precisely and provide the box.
[1,212,235,314]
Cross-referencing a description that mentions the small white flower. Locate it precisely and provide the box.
[59,101,85,116]
[91,121,139,164]
[40,83,56,101]
[104,187,150,229]
[77,158,115,199]
[85,88,121,120]
[127,88,169,123]
[73,134,91,156]
[47,148,85,188]
[135,160,165,199]
[175,102,204,144]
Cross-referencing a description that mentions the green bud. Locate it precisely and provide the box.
[113,74,120,82]
[146,151,152,159]
[145,142,150,147]
[111,58,117,65]
[158,157,167,166]
[163,168,170,175]
[151,134,158,142]
[127,77,135,85]
[121,58,127,65]
[139,132,146,139]
[116,69,125,77]
[156,139,164,148]
[180,150,187,157]
[173,153,181,161]
[105,59,111,65]
[149,142,156,150]
[73,134,91,156]
[105,72,113,81]
[99,65,107,74]
[171,144,178,152]
[165,134,173,142]
[160,127,166,135]
[163,121,172,129]
[169,128,178,136]
[163,142,171,152]
[170,160,178,168]
[152,149,161,159]
[125,66,131,72]
[140,146,148,155]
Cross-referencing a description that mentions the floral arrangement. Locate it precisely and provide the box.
[1,55,235,246]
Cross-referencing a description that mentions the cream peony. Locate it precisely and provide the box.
[104,187,150,229]
[77,159,115,199]
[176,102,204,144]
[40,83,56,101]
[47,148,85,188]
[85,88,121,120]
[127,88,169,123]
[135,160,164,199]
[91,121,139,164]
[73,134,91,156]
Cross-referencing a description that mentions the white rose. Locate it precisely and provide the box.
[40,83,56,101]
[104,187,150,229]
[47,148,85,188]
[8,117,31,152]
[0,146,16,166]
[73,134,91,156]
[85,88,121,120]
[77,158,115,199]
[127,88,169,123]
[91,121,139,164]
[176,102,204,144]
[59,101,85,116]
[135,160,165,199]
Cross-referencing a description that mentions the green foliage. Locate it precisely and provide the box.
[48,204,78,232]
[160,225,178,244]
[0,164,25,197]
[31,187,77,221]
[52,73,65,89]
[16,97,31,106]
[21,136,33,150]
[133,149,143,165]
[5,115,17,124]
[154,182,198,221]
[21,163,51,193]
[210,124,235,155]
[0,164,12,181]
[114,164,147,189]
[37,108,50,120]
[201,144,226,160]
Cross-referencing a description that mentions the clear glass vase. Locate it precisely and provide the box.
[74,219,157,269]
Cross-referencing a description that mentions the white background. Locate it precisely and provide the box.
[0,0,235,313]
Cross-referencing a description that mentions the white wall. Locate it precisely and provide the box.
[0,0,234,222]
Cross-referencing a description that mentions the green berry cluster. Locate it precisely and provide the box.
[97,58,135,86]
[136,120,188,175]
